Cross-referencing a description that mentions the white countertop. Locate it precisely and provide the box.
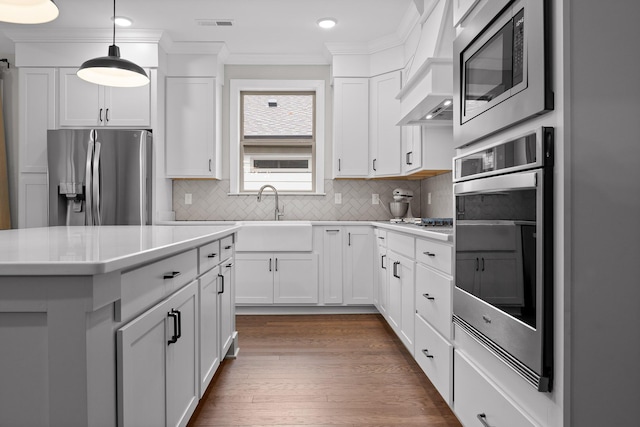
[160,220,454,242]
[0,225,240,276]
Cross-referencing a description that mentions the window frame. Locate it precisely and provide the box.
[230,79,325,195]
[239,90,317,193]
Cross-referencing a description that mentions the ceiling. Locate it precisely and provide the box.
[0,0,417,62]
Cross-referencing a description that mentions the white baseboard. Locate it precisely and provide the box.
[235,305,380,315]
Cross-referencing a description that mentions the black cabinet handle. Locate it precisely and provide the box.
[224,245,232,250]
[378,236,385,240]
[477,413,491,427]
[406,151,413,165]
[163,271,181,279]
[99,108,103,122]
[348,232,351,246]
[338,158,341,172]
[225,263,234,268]
[381,254,386,269]
[209,159,212,172]
[373,159,377,171]
[423,251,436,257]
[275,258,278,272]
[393,261,400,278]
[218,273,224,294]
[325,229,340,232]
[423,293,435,300]
[105,108,110,122]
[269,258,272,272]
[421,349,434,359]
[167,310,179,345]
[207,253,217,258]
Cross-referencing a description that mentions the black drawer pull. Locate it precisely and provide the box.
[225,263,234,268]
[381,254,386,269]
[224,245,232,250]
[423,251,436,257]
[421,349,434,359]
[218,273,224,294]
[207,253,218,258]
[325,229,340,232]
[477,413,491,427]
[422,293,435,300]
[163,271,181,279]
[393,261,400,278]
[167,309,180,345]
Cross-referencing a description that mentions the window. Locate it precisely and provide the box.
[230,80,325,194]
[240,92,315,192]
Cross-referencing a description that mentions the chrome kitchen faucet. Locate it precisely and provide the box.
[257,184,284,221]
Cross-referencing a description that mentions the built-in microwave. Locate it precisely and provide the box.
[453,0,553,147]
[453,127,554,392]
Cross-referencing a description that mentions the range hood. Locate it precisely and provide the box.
[397,0,454,126]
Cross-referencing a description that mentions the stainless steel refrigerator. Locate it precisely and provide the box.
[47,129,152,226]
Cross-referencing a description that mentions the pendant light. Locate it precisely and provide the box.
[76,0,149,88]
[0,0,59,24]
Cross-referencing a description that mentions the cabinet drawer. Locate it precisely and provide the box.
[415,264,452,339]
[375,228,387,247]
[415,238,452,275]
[199,240,221,273]
[387,232,414,259]
[454,351,538,427]
[120,249,198,322]
[414,315,452,405]
[220,235,234,261]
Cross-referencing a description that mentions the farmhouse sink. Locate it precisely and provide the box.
[235,221,312,252]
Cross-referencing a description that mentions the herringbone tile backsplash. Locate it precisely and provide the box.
[173,179,426,221]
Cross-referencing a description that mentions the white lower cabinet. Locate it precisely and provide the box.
[454,350,537,427]
[322,228,344,304]
[387,250,415,354]
[218,260,235,358]
[117,280,199,427]
[415,315,452,404]
[235,252,318,304]
[343,227,374,304]
[198,267,220,397]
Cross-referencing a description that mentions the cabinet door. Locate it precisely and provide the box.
[388,251,415,354]
[165,77,216,178]
[402,125,423,175]
[59,68,104,127]
[117,295,170,427]
[274,253,319,304]
[369,71,401,176]
[104,83,151,127]
[198,268,220,397]
[376,246,389,315]
[235,253,273,304]
[166,282,199,427]
[333,78,369,177]
[344,227,374,304]
[218,261,235,359]
[322,228,344,304]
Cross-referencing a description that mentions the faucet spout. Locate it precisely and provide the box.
[257,185,283,221]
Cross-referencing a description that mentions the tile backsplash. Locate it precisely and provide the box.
[419,172,453,218]
[173,179,425,221]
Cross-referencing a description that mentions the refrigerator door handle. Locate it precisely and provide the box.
[85,139,94,225]
[92,141,102,225]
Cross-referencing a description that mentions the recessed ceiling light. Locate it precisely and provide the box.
[317,18,337,29]
[112,15,133,27]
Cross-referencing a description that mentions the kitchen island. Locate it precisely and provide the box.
[0,225,239,427]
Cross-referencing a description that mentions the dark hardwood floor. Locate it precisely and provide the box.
[188,314,462,426]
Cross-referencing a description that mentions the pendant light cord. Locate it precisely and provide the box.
[112,0,116,46]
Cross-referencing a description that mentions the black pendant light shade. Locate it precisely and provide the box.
[77,0,149,88]
[0,0,59,24]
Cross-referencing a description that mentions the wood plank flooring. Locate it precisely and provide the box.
[188,314,462,426]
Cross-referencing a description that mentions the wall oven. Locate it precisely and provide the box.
[453,0,553,147]
[453,127,554,391]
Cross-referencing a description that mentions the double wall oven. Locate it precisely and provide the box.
[453,127,554,391]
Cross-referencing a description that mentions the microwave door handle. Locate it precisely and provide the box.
[454,170,538,195]
[92,141,102,225]
[84,139,94,225]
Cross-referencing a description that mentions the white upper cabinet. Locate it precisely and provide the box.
[402,125,423,175]
[333,78,370,178]
[165,77,220,179]
[58,68,150,127]
[369,71,402,177]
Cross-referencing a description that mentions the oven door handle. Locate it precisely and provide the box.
[454,170,538,195]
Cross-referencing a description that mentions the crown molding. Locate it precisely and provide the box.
[3,28,164,44]
[224,52,330,65]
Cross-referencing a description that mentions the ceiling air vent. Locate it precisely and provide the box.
[195,19,234,27]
